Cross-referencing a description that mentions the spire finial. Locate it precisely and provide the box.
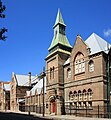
[77,33,82,39]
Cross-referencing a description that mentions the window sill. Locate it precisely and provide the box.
[75,72,85,76]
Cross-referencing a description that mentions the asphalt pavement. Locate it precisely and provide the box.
[0,111,111,120]
[0,112,53,120]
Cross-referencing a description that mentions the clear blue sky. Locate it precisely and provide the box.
[0,0,111,82]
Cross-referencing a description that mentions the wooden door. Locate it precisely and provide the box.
[52,102,56,113]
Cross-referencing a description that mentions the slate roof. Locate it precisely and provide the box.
[4,83,10,91]
[26,77,46,96]
[15,74,38,86]
[85,33,111,55]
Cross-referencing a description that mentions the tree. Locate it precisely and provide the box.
[0,0,7,41]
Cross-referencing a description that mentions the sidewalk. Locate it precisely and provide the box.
[1,110,111,120]
[33,113,111,120]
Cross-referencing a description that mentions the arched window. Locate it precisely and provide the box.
[50,67,55,79]
[50,68,52,79]
[89,60,94,72]
[88,88,92,101]
[78,90,82,101]
[88,88,92,107]
[69,91,72,96]
[83,89,87,101]
[74,91,77,101]
[74,52,85,74]
[69,91,73,100]
[67,68,71,78]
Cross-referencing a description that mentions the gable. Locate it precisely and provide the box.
[70,35,88,62]
[11,72,17,86]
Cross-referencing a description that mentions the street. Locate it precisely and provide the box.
[0,112,52,120]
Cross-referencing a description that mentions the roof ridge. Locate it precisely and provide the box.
[16,74,35,77]
[16,74,28,76]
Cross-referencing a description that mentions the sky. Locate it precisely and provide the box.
[0,0,111,82]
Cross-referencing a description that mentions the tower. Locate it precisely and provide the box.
[45,9,72,115]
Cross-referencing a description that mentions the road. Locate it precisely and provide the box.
[0,112,53,120]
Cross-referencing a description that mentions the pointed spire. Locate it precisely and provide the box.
[47,8,72,56]
[53,8,66,28]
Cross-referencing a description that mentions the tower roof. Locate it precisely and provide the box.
[53,8,66,28]
[48,9,72,51]
[48,33,72,51]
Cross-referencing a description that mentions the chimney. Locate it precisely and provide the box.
[28,72,31,86]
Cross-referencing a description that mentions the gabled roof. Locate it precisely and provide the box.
[15,74,38,86]
[85,33,111,55]
[53,8,66,28]
[27,77,46,96]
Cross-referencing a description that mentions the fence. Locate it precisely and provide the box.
[19,104,111,118]
[65,104,111,118]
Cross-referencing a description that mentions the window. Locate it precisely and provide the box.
[50,68,52,79]
[78,90,82,101]
[88,89,92,101]
[81,59,85,72]
[69,91,73,100]
[67,68,71,78]
[74,91,77,101]
[83,102,86,108]
[88,101,92,108]
[89,60,94,72]
[50,67,55,79]
[83,89,87,101]
[55,30,57,38]
[78,102,82,108]
[74,53,85,74]
[59,26,65,34]
[53,67,54,79]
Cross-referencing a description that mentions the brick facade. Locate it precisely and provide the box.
[0,81,10,111]
[10,72,33,111]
